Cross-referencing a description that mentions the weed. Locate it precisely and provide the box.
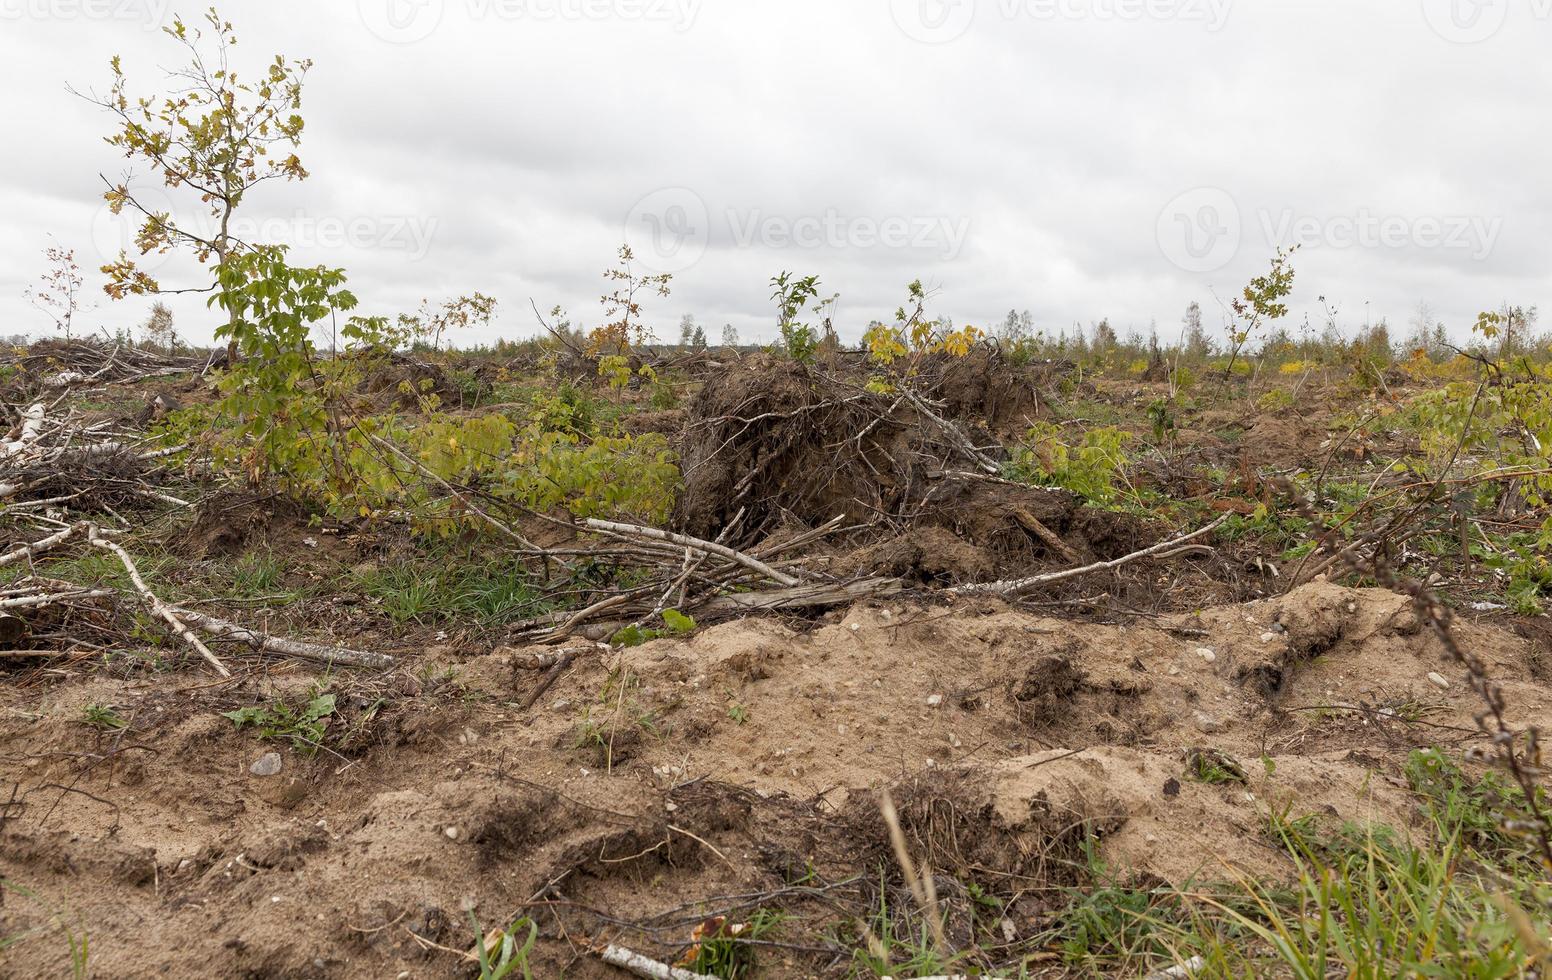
[682,909,783,979]
[848,873,957,979]
[611,609,696,648]
[222,689,336,756]
[468,911,538,980]
[1184,748,1247,785]
[81,703,127,731]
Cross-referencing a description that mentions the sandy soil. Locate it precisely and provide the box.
[4,580,1546,978]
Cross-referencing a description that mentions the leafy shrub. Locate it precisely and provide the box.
[1006,422,1131,503]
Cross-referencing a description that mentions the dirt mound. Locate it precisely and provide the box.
[5,582,1545,977]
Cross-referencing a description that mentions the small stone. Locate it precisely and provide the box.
[459,896,477,912]
[1193,712,1224,734]
[444,825,460,840]
[925,694,944,707]
[664,801,678,812]
[849,623,861,632]
[1427,672,1451,691]
[1260,632,1276,644]
[249,752,283,777]
[1196,647,1217,663]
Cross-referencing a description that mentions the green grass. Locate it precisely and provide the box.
[848,872,960,979]
[354,555,552,626]
[682,908,784,979]
[1041,749,1552,978]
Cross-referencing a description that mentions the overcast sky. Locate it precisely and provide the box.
[1,0,1548,347]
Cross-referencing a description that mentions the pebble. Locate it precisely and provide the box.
[1259,632,1277,644]
[1427,672,1451,691]
[1196,647,1217,663]
[849,623,861,632]
[249,752,283,777]
[1193,712,1224,734]
[925,694,944,707]
[444,826,460,840]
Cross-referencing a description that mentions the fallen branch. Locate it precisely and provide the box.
[693,576,902,616]
[596,945,719,980]
[0,588,116,610]
[585,518,801,587]
[951,515,1229,596]
[1010,505,1081,564]
[89,533,231,678]
[2,403,46,460]
[0,522,90,568]
[169,606,396,671]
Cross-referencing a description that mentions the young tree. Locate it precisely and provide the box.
[1091,318,1117,354]
[1181,301,1211,359]
[593,245,671,354]
[75,8,312,361]
[721,323,738,348]
[690,324,707,349]
[140,300,176,350]
[678,313,696,347]
[25,244,87,340]
[1224,247,1298,380]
